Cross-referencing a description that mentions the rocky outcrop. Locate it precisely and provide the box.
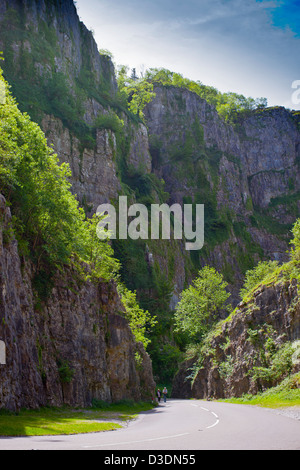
[1,0,300,396]
[42,115,122,211]
[1,0,299,304]
[172,279,300,399]
[145,88,300,211]
[0,0,117,96]
[144,87,300,302]
[0,195,155,411]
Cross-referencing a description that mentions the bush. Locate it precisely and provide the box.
[95,112,124,134]
[251,342,296,386]
[117,284,157,349]
[291,219,300,261]
[240,260,279,300]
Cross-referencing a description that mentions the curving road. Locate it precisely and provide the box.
[0,399,299,451]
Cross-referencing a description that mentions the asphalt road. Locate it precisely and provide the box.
[0,399,299,451]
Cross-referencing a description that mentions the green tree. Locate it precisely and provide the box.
[240,260,279,300]
[117,284,157,349]
[117,66,156,119]
[143,67,267,123]
[174,266,230,341]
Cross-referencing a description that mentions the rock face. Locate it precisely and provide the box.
[144,86,300,302]
[1,0,300,399]
[0,0,117,95]
[172,280,300,399]
[41,115,122,211]
[145,85,300,232]
[0,195,155,411]
[0,0,152,213]
[1,0,299,303]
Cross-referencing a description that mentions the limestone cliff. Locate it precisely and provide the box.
[1,0,299,304]
[1,0,300,392]
[144,86,300,302]
[0,194,155,411]
[0,0,152,211]
[172,278,300,399]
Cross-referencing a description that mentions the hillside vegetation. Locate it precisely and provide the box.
[0,0,299,402]
[172,219,300,400]
[0,64,153,350]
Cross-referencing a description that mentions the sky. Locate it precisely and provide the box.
[75,0,300,109]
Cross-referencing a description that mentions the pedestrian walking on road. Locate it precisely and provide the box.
[163,387,168,403]
[157,389,161,403]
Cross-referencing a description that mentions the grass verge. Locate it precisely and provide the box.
[0,400,155,437]
[218,373,300,408]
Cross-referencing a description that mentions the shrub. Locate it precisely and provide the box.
[117,284,157,349]
[240,260,279,300]
[95,112,124,134]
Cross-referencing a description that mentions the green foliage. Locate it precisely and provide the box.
[99,49,114,59]
[290,218,300,261]
[216,93,267,123]
[218,355,234,379]
[0,68,119,284]
[251,342,296,386]
[220,372,300,407]
[144,68,267,123]
[112,238,154,293]
[57,359,75,384]
[174,266,230,341]
[149,342,184,384]
[240,260,280,300]
[95,112,124,134]
[117,284,157,349]
[117,66,156,120]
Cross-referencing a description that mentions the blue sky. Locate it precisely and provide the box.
[75,0,300,109]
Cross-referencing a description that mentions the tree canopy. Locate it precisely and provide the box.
[141,67,268,123]
[116,65,156,120]
[174,266,230,341]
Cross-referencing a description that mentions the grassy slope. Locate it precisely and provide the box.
[219,373,300,408]
[0,401,155,437]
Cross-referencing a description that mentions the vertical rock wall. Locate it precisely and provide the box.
[0,195,155,411]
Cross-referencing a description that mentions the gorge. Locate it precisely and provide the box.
[0,0,299,409]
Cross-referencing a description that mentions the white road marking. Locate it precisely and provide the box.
[206,419,220,429]
[85,404,220,448]
[192,404,220,429]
